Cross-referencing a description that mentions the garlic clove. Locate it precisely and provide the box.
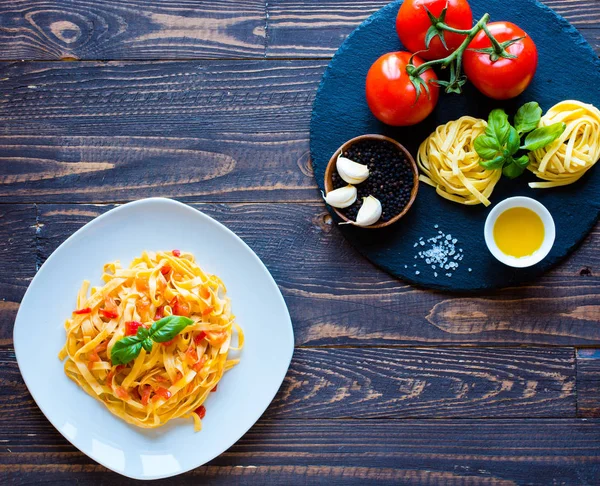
[322,184,357,209]
[340,195,382,227]
[356,196,382,226]
[337,156,369,184]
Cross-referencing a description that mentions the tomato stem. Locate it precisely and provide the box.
[412,13,490,75]
[482,24,505,55]
[407,12,519,95]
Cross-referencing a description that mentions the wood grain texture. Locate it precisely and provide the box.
[0,0,597,61]
[0,346,575,422]
[0,60,323,203]
[1,416,599,485]
[26,203,600,346]
[266,0,600,58]
[577,348,600,418]
[267,347,576,418]
[0,0,266,60]
[0,205,36,344]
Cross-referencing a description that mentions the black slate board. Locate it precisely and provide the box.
[310,0,600,292]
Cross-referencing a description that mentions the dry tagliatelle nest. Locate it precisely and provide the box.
[417,116,501,206]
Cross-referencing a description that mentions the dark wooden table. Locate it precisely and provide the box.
[1,1,599,484]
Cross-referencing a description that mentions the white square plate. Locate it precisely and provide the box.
[13,198,294,480]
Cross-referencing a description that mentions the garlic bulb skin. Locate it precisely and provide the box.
[336,156,369,184]
[354,196,382,227]
[322,185,357,209]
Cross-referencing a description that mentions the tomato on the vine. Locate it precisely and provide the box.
[366,52,439,126]
[463,21,538,100]
[396,0,473,61]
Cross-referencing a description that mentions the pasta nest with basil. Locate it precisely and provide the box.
[58,250,243,431]
[417,116,502,206]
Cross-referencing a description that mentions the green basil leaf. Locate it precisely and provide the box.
[486,109,511,145]
[514,154,530,168]
[479,155,506,170]
[506,127,520,155]
[502,159,526,179]
[474,134,502,160]
[514,102,542,135]
[522,122,566,151]
[149,315,194,343]
[136,326,149,340]
[142,338,154,353]
[111,336,143,365]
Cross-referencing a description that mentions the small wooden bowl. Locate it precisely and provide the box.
[324,134,419,229]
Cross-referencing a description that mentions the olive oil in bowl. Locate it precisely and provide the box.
[493,207,545,258]
[484,197,555,268]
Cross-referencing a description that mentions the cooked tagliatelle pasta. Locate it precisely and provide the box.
[417,116,502,206]
[528,100,600,188]
[58,250,243,431]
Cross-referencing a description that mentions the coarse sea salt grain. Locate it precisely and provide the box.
[411,227,465,279]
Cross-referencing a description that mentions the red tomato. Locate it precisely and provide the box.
[463,22,537,100]
[140,386,152,406]
[152,387,172,402]
[366,52,439,126]
[172,249,181,257]
[73,307,92,315]
[99,308,119,319]
[194,331,207,345]
[125,321,143,336]
[396,0,473,60]
[170,296,190,317]
[194,405,206,419]
[160,265,171,275]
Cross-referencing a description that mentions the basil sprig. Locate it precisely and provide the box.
[111,316,194,365]
[474,103,566,179]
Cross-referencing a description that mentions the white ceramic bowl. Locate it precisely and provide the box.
[484,196,555,268]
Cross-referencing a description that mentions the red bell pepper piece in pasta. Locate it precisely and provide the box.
[194,405,206,419]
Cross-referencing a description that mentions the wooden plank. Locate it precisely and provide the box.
[577,348,600,417]
[35,204,600,346]
[0,0,596,61]
[0,346,575,421]
[0,0,266,60]
[0,205,36,344]
[0,416,598,485]
[266,0,600,58]
[0,60,323,203]
[267,347,575,418]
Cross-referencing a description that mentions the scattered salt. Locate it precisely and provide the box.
[410,226,466,278]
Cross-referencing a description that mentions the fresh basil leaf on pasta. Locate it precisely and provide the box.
[474,134,502,160]
[479,155,506,170]
[522,122,566,151]
[486,109,511,145]
[111,336,143,365]
[506,127,521,155]
[149,316,194,343]
[514,102,542,135]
